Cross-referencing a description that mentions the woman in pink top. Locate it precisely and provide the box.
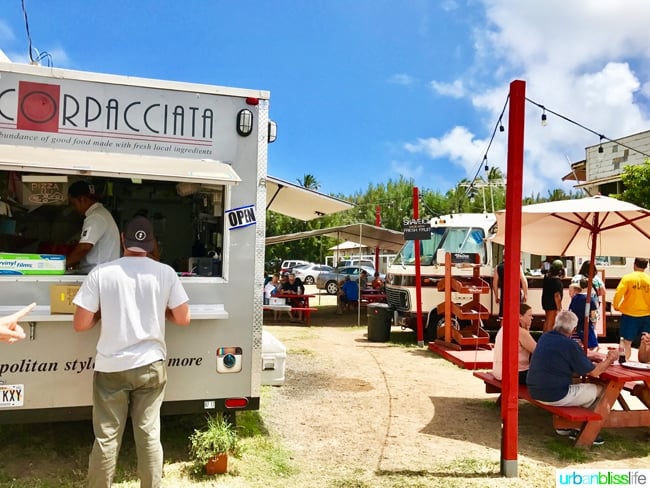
[492,303,537,384]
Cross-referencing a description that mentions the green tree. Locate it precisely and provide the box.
[617,159,650,208]
[486,166,505,182]
[264,170,588,268]
[296,174,320,190]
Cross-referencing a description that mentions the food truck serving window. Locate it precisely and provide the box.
[0,147,236,277]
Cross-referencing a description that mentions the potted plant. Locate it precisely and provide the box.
[189,414,238,475]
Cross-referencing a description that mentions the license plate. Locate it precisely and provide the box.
[0,384,24,407]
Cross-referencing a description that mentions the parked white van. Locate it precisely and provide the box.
[280,260,310,274]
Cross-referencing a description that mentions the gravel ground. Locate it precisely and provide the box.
[258,286,650,487]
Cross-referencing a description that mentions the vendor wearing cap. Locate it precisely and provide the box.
[66,180,120,274]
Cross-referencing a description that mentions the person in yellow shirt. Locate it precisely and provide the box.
[612,257,650,360]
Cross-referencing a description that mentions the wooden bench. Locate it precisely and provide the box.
[263,305,317,325]
[473,371,603,423]
[263,304,291,322]
[623,381,642,393]
[289,307,318,326]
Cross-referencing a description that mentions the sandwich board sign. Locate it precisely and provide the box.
[402,218,431,240]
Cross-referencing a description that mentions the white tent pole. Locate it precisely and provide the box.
[358,223,362,326]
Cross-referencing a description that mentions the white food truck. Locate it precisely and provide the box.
[385,212,634,340]
[0,62,274,422]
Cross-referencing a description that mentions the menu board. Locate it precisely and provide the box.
[20,176,68,206]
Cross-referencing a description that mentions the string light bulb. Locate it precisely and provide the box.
[598,135,604,153]
[499,123,505,132]
[483,155,489,172]
[541,108,548,126]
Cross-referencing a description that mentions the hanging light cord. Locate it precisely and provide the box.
[21,0,52,66]
[526,97,650,159]
[462,95,510,202]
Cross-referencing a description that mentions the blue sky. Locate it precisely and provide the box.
[2,0,650,199]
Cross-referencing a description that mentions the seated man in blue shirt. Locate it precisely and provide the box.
[337,276,359,314]
[526,310,617,445]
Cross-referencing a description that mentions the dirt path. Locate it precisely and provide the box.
[261,304,650,487]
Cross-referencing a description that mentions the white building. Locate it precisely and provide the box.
[564,129,650,196]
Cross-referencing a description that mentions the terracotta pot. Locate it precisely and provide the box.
[205,453,228,475]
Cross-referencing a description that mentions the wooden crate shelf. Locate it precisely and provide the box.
[436,252,492,349]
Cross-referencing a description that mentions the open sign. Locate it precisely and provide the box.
[226,204,256,230]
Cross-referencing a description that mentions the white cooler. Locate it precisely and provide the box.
[261,330,287,386]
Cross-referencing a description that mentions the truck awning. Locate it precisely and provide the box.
[0,145,241,185]
[266,176,354,221]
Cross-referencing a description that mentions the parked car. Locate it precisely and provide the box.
[338,259,375,270]
[293,264,334,285]
[316,266,382,295]
[280,260,310,274]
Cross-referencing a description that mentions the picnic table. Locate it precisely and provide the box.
[360,288,387,305]
[560,362,650,448]
[274,293,317,325]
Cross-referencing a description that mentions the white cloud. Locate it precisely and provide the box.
[440,0,458,12]
[6,45,70,67]
[641,81,650,99]
[389,159,424,182]
[0,20,15,42]
[388,73,417,86]
[404,126,491,175]
[430,79,465,98]
[406,0,650,196]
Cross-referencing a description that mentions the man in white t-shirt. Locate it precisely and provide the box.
[66,180,120,274]
[73,216,190,487]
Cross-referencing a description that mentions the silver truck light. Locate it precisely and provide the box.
[236,109,253,136]
[268,120,277,143]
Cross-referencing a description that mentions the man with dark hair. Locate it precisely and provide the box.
[613,257,650,360]
[282,273,305,322]
[72,216,191,487]
[67,180,120,273]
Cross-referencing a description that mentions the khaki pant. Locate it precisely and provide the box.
[88,360,167,488]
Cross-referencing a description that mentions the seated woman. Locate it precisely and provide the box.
[492,303,537,384]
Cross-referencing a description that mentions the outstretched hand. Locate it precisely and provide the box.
[639,332,650,364]
[0,302,36,343]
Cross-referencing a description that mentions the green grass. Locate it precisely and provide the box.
[0,407,297,487]
[388,329,420,347]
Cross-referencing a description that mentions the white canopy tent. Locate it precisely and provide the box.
[265,223,405,251]
[328,241,364,251]
[265,176,354,221]
[266,222,404,324]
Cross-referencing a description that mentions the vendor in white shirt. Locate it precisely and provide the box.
[66,180,120,274]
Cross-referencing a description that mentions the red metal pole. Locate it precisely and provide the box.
[375,205,381,271]
[501,80,526,477]
[414,187,424,346]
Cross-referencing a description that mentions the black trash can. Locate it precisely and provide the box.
[367,303,392,342]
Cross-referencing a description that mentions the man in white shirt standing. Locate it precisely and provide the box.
[66,180,120,274]
[73,216,191,488]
